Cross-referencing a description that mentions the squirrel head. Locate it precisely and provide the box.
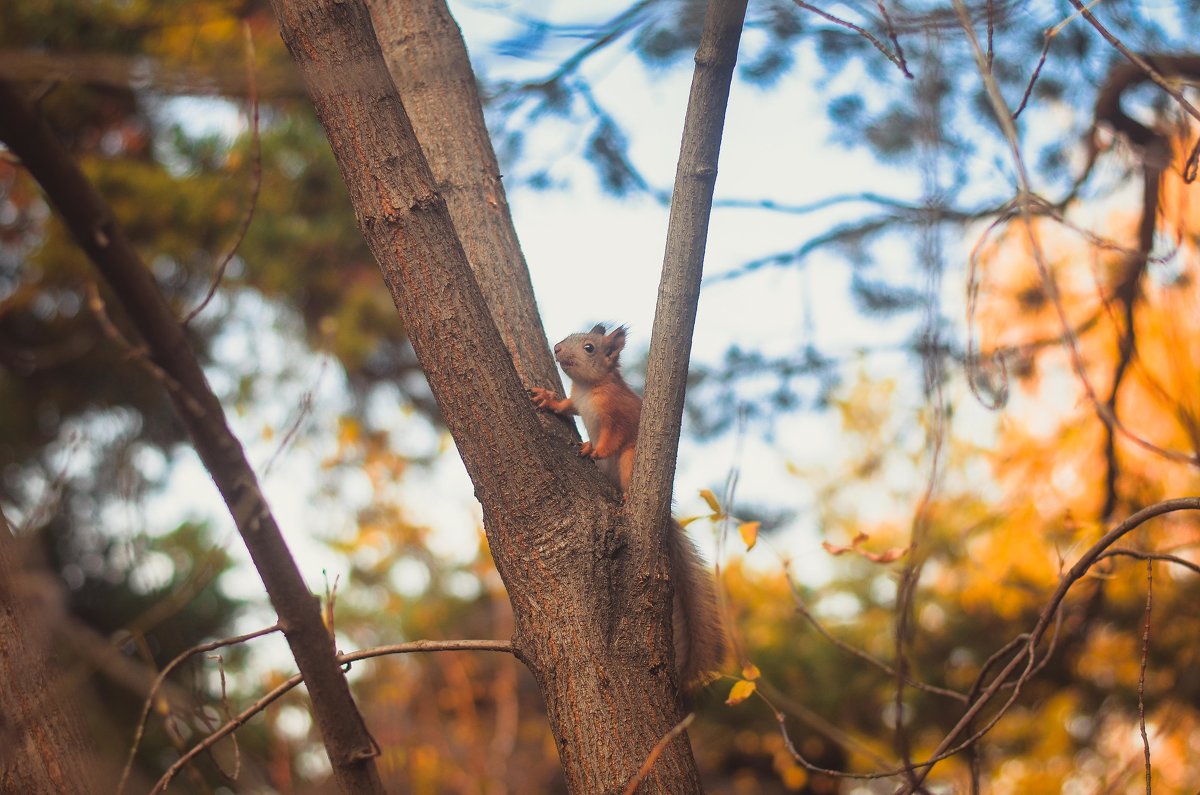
[553,324,627,386]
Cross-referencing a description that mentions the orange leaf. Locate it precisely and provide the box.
[741,663,761,681]
[738,521,760,551]
[699,489,721,514]
[725,679,757,706]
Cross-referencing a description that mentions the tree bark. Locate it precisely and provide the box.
[268,1,701,790]
[0,81,385,795]
[626,0,747,674]
[0,510,96,795]
[365,0,564,399]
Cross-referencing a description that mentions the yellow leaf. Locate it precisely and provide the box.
[738,521,760,550]
[742,663,761,681]
[725,679,757,706]
[677,515,703,528]
[699,488,721,514]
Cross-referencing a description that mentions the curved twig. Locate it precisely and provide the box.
[118,624,282,795]
[184,22,263,326]
[150,639,514,793]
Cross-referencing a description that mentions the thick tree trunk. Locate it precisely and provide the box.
[0,512,96,795]
[269,1,701,790]
[366,0,563,397]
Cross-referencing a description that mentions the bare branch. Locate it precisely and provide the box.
[184,22,263,326]
[118,624,282,795]
[0,80,384,792]
[950,7,1200,468]
[0,47,305,99]
[1137,560,1153,795]
[892,495,1200,792]
[622,713,695,795]
[626,0,748,696]
[792,1,912,78]
[151,639,513,794]
[1097,548,1200,576]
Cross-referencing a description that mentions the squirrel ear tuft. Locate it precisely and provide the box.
[605,326,626,356]
[589,323,607,335]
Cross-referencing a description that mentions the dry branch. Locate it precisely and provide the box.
[151,639,513,794]
[0,80,384,794]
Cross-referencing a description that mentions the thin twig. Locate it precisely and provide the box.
[784,570,967,702]
[117,624,281,795]
[1137,559,1153,795]
[150,640,514,793]
[874,0,910,78]
[1097,548,1200,576]
[792,0,912,78]
[1012,2,1100,120]
[208,654,242,782]
[86,281,207,417]
[1012,31,1054,120]
[184,21,262,326]
[1064,0,1200,180]
[622,713,695,795]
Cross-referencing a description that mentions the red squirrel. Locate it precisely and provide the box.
[531,324,726,690]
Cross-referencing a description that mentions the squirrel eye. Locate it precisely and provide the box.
[583,343,595,353]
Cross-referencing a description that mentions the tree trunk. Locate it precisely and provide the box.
[0,511,97,795]
[366,0,563,396]
[269,1,702,790]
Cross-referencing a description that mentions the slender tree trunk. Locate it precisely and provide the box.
[628,0,748,579]
[0,81,385,795]
[268,1,703,789]
[0,511,96,795]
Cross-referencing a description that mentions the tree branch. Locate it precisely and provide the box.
[151,640,513,794]
[0,80,385,794]
[627,0,749,692]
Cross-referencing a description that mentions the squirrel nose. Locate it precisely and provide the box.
[553,343,562,355]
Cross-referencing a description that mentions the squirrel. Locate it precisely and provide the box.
[531,324,726,691]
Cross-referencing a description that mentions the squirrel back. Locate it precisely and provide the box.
[531,324,726,690]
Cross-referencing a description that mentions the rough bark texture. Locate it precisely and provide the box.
[0,512,96,795]
[365,0,564,399]
[0,81,384,795]
[268,1,701,790]
[626,0,748,651]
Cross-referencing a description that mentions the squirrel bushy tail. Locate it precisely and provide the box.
[667,518,726,691]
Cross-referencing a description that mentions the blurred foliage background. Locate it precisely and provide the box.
[2,0,1200,792]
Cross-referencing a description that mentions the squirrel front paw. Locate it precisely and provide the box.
[530,387,559,410]
[578,441,594,457]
